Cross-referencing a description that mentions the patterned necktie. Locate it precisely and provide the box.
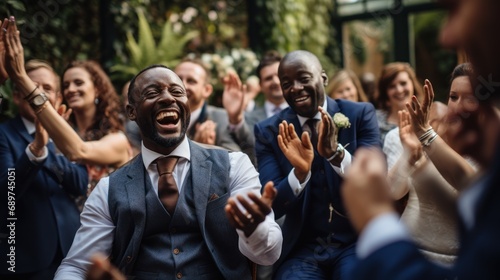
[156,156,180,214]
[304,119,319,148]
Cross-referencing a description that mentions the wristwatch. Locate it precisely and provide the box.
[29,93,49,112]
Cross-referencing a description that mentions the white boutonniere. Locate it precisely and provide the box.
[332,112,351,129]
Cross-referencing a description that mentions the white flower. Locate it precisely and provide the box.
[332,113,351,129]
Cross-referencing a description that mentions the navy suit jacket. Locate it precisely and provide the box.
[0,116,88,274]
[350,142,500,280]
[254,97,380,266]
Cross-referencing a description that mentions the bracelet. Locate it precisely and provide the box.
[34,102,48,114]
[418,127,433,142]
[422,132,438,147]
[24,85,39,101]
[327,143,350,161]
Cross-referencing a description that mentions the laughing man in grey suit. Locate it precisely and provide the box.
[55,65,282,279]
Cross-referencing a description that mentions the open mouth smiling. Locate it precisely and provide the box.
[156,110,180,126]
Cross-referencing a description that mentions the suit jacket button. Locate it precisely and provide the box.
[176,272,183,279]
[126,256,132,263]
[173,248,180,255]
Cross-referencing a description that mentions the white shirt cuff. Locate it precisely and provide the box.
[287,168,311,196]
[25,145,48,162]
[356,212,410,259]
[330,149,352,176]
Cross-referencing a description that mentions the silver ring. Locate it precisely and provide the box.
[2,28,7,33]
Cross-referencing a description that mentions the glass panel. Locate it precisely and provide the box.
[404,0,433,5]
[342,17,394,94]
[338,3,365,16]
[366,0,394,12]
[409,10,457,102]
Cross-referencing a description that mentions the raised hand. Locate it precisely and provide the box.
[29,118,49,157]
[222,71,248,125]
[398,110,423,165]
[0,18,9,84]
[57,104,73,121]
[193,120,217,145]
[277,120,314,182]
[406,79,434,137]
[225,181,277,237]
[341,147,393,233]
[4,16,26,83]
[317,106,339,160]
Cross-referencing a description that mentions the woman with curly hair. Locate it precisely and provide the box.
[62,60,132,191]
[376,62,423,142]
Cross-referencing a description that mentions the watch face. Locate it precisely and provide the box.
[33,94,47,106]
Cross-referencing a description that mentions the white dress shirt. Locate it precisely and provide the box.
[264,100,289,118]
[287,99,353,196]
[54,136,282,279]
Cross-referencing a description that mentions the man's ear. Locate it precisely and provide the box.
[202,83,213,100]
[322,70,328,87]
[126,104,136,121]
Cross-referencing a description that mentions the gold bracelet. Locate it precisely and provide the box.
[35,102,48,114]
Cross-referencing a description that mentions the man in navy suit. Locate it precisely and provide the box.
[341,0,500,279]
[0,59,88,280]
[254,50,380,279]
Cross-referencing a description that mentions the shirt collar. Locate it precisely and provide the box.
[297,96,328,127]
[188,107,202,131]
[264,100,289,117]
[141,136,191,169]
[21,117,36,135]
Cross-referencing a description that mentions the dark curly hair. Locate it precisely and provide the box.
[62,60,124,141]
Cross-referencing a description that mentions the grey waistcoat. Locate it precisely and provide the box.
[108,141,252,279]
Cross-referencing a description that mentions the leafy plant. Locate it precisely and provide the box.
[111,9,199,79]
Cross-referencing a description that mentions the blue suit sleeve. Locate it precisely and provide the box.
[350,241,454,280]
[44,151,88,197]
[355,102,381,148]
[254,121,303,218]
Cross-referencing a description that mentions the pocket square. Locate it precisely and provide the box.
[208,193,219,202]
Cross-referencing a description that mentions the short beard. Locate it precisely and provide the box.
[151,115,190,148]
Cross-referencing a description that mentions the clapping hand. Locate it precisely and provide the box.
[317,106,340,162]
[193,120,217,145]
[406,79,434,137]
[341,147,393,233]
[277,120,314,182]
[29,118,49,157]
[85,253,125,280]
[225,181,277,237]
[222,71,248,125]
[0,18,9,84]
[398,110,423,166]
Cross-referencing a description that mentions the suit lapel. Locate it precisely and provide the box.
[11,116,33,143]
[124,155,148,235]
[189,141,212,232]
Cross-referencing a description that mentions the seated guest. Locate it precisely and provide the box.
[376,62,423,143]
[174,58,253,157]
[255,50,380,279]
[0,58,88,280]
[51,65,282,279]
[327,69,369,102]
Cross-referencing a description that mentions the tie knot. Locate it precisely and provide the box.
[156,156,179,175]
[305,119,319,131]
